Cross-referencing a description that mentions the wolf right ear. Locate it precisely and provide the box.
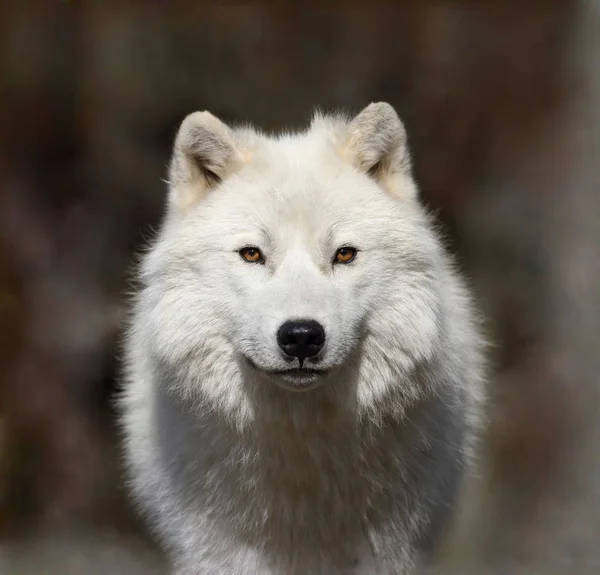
[167,111,246,211]
[346,102,410,173]
[343,102,415,198]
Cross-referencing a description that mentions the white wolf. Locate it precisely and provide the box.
[120,102,486,574]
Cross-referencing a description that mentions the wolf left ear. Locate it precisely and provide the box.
[344,102,414,196]
[167,111,246,212]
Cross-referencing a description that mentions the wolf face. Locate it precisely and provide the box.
[135,103,444,421]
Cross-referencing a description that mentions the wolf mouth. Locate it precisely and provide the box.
[242,356,328,381]
[272,367,326,377]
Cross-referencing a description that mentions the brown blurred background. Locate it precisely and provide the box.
[1,2,599,574]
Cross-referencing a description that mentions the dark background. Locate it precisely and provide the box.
[1,3,599,574]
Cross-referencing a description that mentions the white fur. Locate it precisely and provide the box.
[120,103,486,574]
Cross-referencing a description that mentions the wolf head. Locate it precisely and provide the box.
[133,103,446,423]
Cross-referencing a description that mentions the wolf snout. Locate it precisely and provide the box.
[277,320,325,365]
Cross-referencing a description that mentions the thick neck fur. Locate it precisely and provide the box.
[151,358,454,572]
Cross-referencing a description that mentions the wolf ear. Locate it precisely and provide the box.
[168,111,244,211]
[344,102,414,196]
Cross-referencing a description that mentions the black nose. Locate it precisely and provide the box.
[277,320,325,365]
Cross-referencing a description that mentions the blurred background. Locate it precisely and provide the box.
[1,2,599,574]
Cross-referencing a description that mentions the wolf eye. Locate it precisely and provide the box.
[334,247,357,264]
[239,247,264,264]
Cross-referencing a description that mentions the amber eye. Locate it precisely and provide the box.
[334,247,357,264]
[239,247,264,263]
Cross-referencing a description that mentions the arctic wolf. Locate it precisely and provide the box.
[120,102,486,574]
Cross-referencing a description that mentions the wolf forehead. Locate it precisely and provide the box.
[165,102,418,214]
